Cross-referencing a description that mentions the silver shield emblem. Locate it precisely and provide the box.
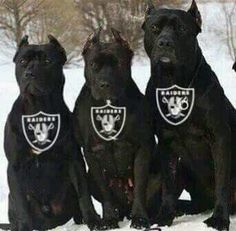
[22,111,61,154]
[156,85,195,126]
[91,100,126,141]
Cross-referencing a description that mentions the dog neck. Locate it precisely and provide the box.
[88,92,128,106]
[150,46,204,88]
[85,74,142,105]
[17,90,66,114]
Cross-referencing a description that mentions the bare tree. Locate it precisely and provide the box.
[222,1,236,61]
[0,0,45,49]
[0,0,84,65]
[28,0,84,65]
[0,0,186,65]
[74,0,184,55]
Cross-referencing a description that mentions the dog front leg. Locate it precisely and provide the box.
[69,159,101,231]
[156,143,177,227]
[84,150,120,230]
[66,141,101,230]
[130,146,150,229]
[7,164,32,231]
[204,127,231,231]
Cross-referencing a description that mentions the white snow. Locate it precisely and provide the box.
[1,2,236,230]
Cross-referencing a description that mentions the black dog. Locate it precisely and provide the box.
[143,0,236,230]
[4,35,100,231]
[73,28,155,229]
[233,61,236,72]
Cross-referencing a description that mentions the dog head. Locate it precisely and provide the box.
[142,0,201,68]
[82,28,133,101]
[14,35,67,96]
[233,61,236,72]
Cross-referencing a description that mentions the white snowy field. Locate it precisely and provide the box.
[1,2,236,231]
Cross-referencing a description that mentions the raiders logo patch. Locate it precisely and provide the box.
[91,100,126,141]
[156,85,195,126]
[22,111,61,154]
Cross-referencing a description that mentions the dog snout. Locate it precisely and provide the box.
[157,37,174,49]
[99,81,110,90]
[24,70,35,79]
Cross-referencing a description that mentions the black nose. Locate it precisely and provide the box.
[99,81,110,90]
[25,70,35,79]
[157,38,173,48]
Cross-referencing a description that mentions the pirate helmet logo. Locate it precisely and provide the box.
[22,111,61,154]
[156,85,195,126]
[91,100,126,141]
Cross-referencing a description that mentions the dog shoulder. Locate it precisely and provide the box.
[74,84,90,110]
[73,84,91,142]
[5,97,22,131]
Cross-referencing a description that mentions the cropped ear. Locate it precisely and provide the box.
[111,28,127,46]
[143,0,156,30]
[18,35,29,48]
[145,0,155,18]
[82,27,102,55]
[13,35,29,62]
[111,28,133,56]
[48,35,67,64]
[233,61,236,72]
[187,0,202,32]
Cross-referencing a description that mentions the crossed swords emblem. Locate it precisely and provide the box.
[28,123,55,145]
[96,114,121,135]
[162,96,189,119]
[91,100,126,141]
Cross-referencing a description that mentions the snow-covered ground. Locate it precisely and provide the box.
[1,2,236,231]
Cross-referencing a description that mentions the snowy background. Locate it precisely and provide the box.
[1,2,236,231]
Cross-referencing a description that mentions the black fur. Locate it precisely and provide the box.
[143,1,236,230]
[4,35,100,231]
[73,28,156,229]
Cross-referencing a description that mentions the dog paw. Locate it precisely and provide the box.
[88,220,102,231]
[155,207,175,227]
[73,216,83,225]
[100,219,119,230]
[131,217,150,229]
[80,210,102,230]
[204,216,229,231]
[18,222,33,231]
[87,214,102,231]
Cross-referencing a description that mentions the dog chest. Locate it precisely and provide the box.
[90,140,136,178]
[162,121,212,160]
[20,158,69,189]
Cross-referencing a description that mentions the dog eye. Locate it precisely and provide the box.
[90,62,99,70]
[20,58,27,65]
[151,25,160,33]
[45,59,51,64]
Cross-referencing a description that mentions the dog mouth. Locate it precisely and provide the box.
[153,55,177,71]
[159,52,177,63]
[23,82,50,96]
[152,48,177,66]
[160,56,172,63]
